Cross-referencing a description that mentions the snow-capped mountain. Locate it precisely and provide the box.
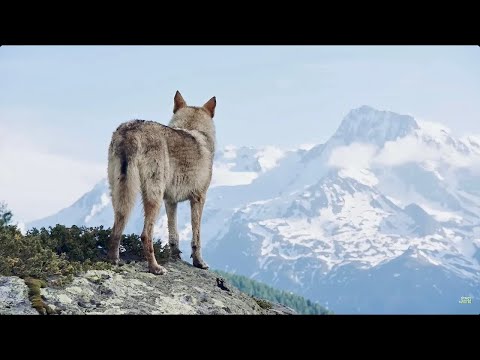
[28,106,480,314]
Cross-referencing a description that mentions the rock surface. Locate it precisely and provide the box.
[0,277,38,315]
[0,261,296,315]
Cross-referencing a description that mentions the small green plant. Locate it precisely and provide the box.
[254,297,273,310]
[155,242,171,264]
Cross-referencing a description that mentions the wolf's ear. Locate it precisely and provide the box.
[203,96,216,118]
[173,91,187,113]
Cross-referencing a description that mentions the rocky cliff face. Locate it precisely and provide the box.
[0,261,295,315]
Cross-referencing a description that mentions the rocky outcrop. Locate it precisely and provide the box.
[0,261,295,315]
[0,277,38,315]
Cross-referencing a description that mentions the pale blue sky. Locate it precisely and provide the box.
[1,46,479,222]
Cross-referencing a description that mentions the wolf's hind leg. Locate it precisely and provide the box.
[141,186,167,275]
[108,161,137,264]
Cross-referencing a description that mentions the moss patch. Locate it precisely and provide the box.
[254,298,273,310]
[24,277,57,315]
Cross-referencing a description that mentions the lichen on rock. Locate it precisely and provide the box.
[0,261,295,315]
[0,277,38,315]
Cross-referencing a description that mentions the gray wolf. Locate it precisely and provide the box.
[107,91,216,275]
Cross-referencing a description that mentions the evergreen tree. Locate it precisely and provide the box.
[214,270,332,314]
[0,202,13,227]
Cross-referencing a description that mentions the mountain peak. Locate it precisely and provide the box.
[354,105,379,113]
[332,106,419,146]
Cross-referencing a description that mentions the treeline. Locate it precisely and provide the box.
[215,270,332,314]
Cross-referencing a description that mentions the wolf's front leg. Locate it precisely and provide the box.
[190,194,209,270]
[165,201,182,260]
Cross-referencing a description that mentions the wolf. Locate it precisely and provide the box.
[107,91,216,275]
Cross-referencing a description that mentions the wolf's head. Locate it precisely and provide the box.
[168,91,216,141]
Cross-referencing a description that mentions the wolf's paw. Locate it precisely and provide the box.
[193,258,209,270]
[170,247,182,261]
[149,264,167,275]
[106,254,121,266]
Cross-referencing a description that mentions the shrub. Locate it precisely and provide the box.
[0,203,170,284]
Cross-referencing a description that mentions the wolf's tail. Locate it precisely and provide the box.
[108,143,139,222]
[120,149,128,178]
